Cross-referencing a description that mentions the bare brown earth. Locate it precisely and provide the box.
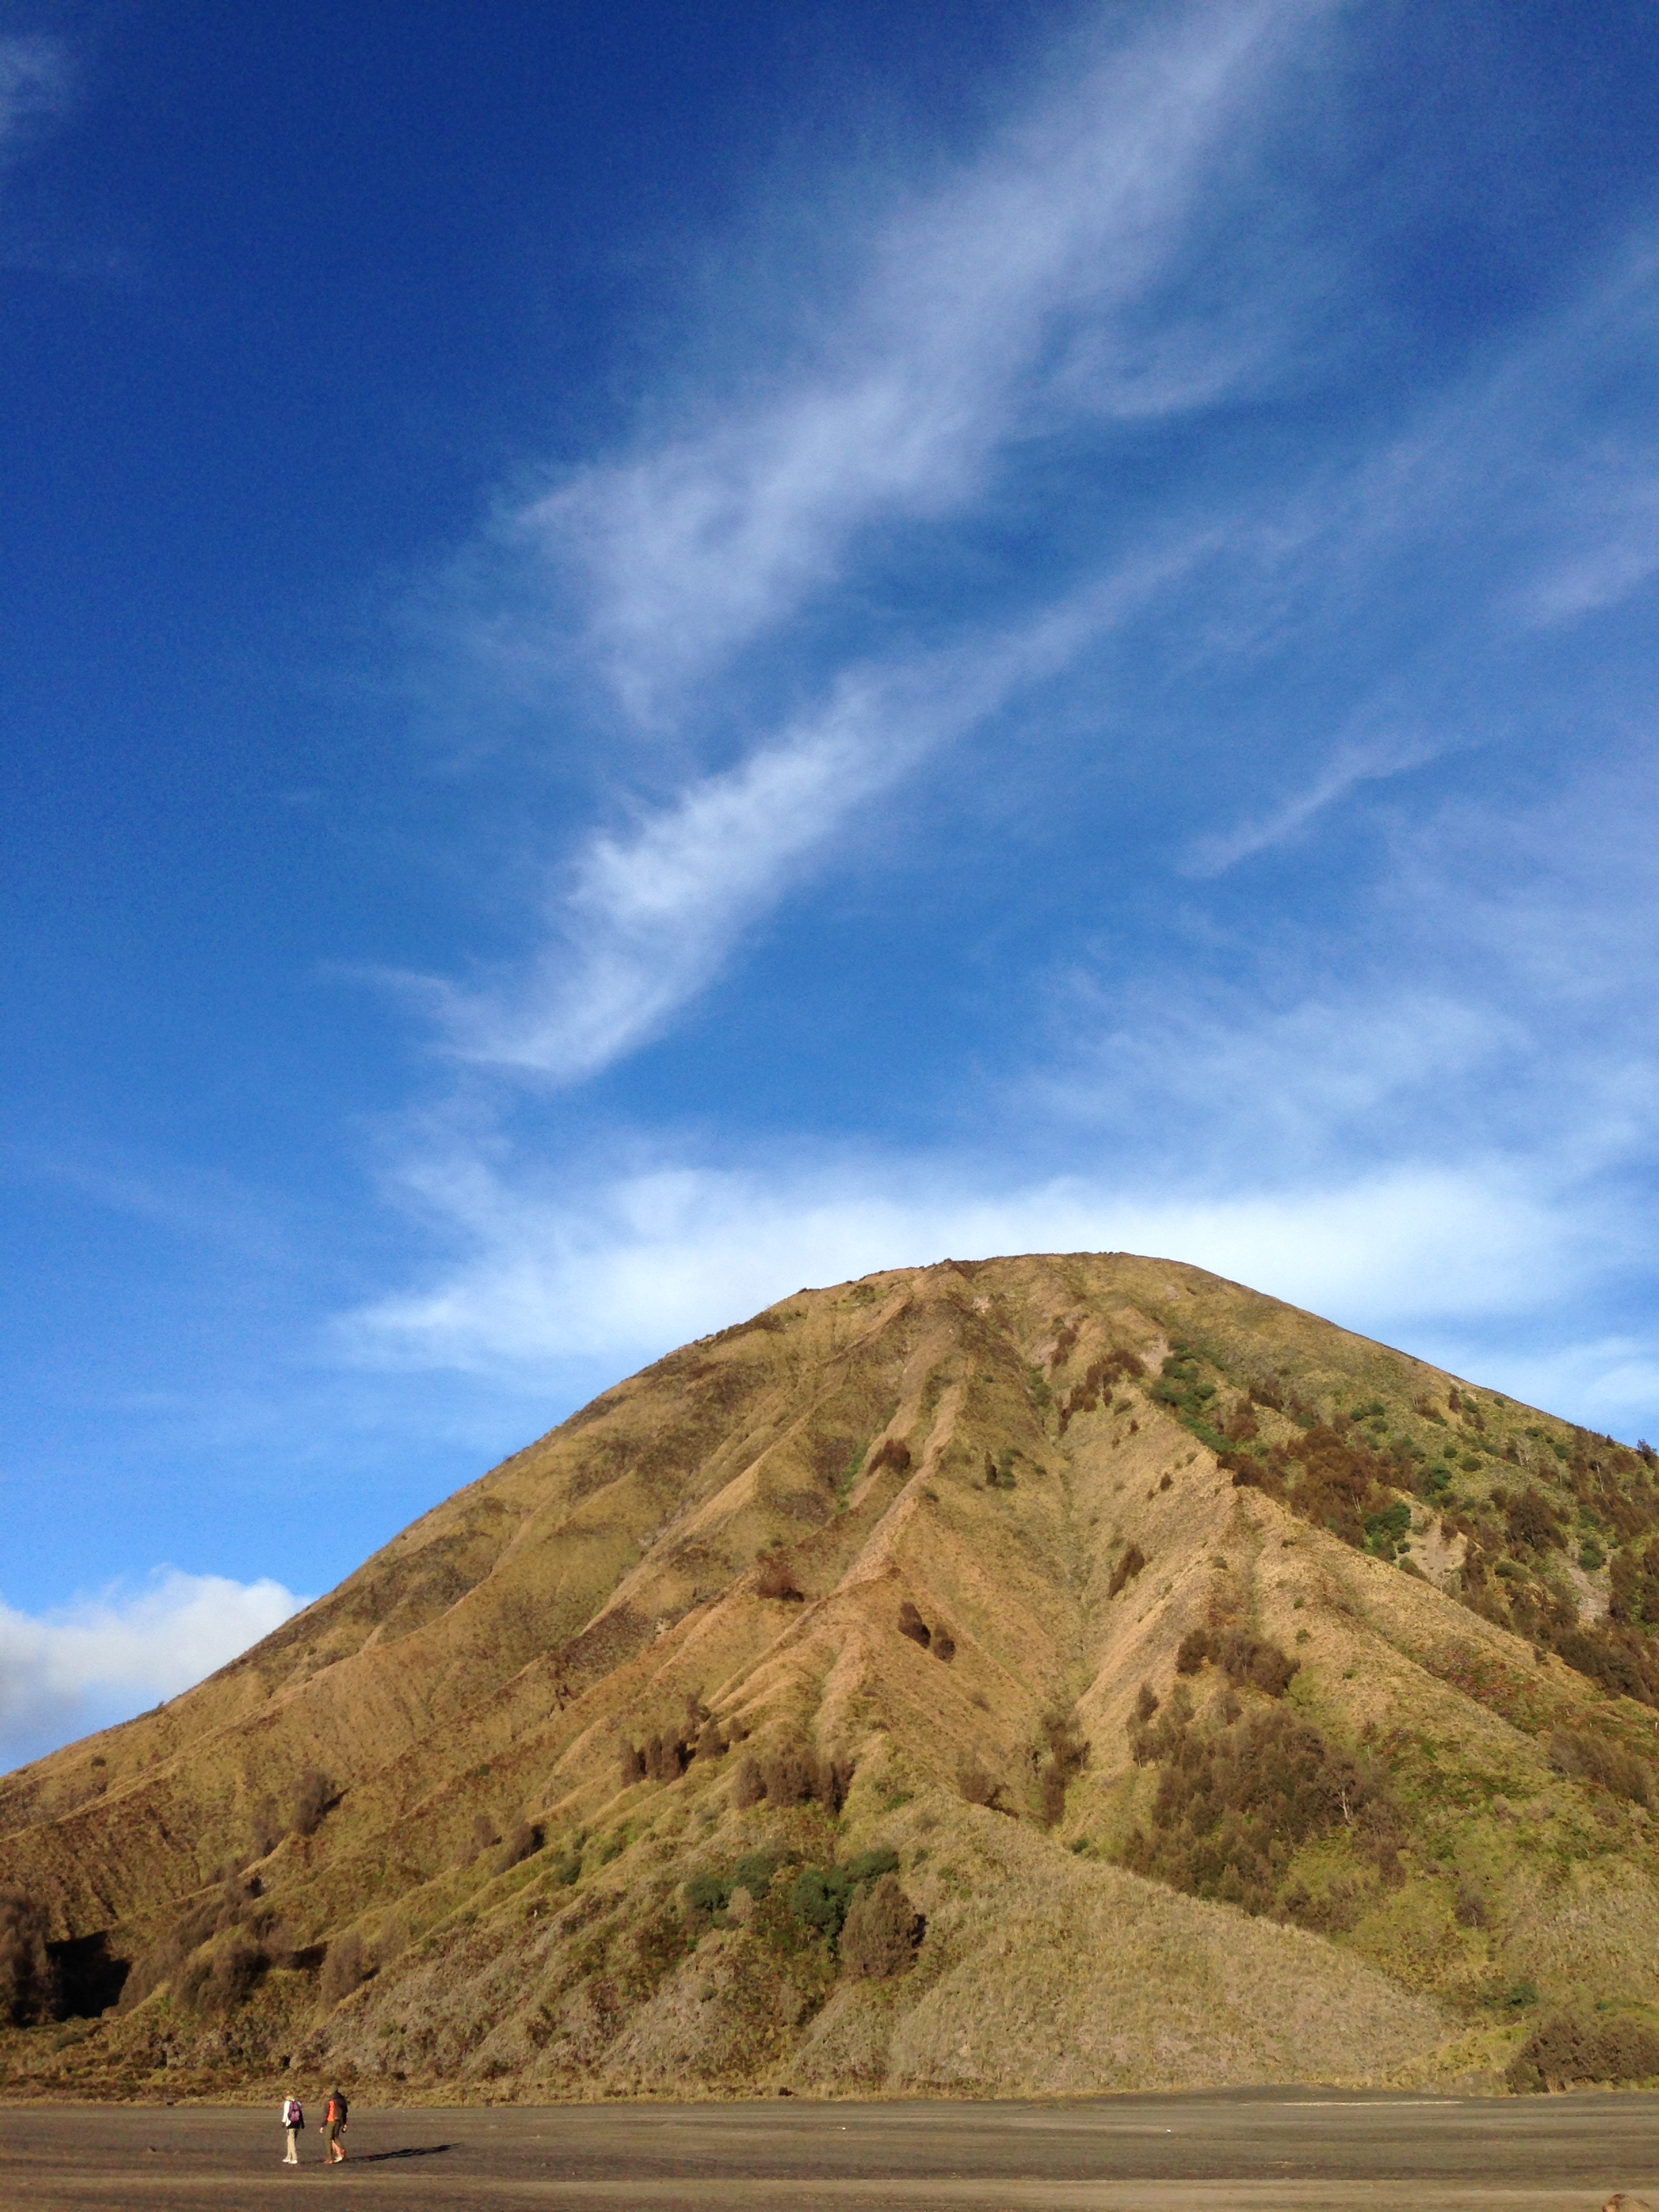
[5,1251,1659,2103]
[2,2091,1657,2211]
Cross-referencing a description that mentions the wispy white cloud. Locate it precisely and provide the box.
[346,746,1659,1435]
[346,9,1659,1459]
[430,551,1201,1078]
[0,1571,306,1769]
[432,194,1659,1095]
[1105,228,1659,747]
[1378,756,1659,1145]
[342,1143,1587,1380]
[0,32,80,284]
[1033,985,1529,1171]
[430,664,945,1079]
[1057,748,1659,1179]
[6,1141,292,1264]
[1306,233,1659,645]
[1521,465,1659,628]
[1507,239,1659,630]
[0,35,68,156]
[404,2,1327,1088]
[1181,733,1441,876]
[516,1,1317,722]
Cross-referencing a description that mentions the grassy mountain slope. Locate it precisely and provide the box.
[5,1250,1659,2102]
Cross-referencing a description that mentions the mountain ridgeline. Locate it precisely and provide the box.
[5,1251,1659,2102]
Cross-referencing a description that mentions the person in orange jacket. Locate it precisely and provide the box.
[321,2088,349,2163]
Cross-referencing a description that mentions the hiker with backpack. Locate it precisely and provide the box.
[322,2088,349,2162]
[281,2093,304,2163]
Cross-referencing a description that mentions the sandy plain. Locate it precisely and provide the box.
[1,2089,1656,2212]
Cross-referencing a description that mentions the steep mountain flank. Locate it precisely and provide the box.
[5,1251,1659,2102]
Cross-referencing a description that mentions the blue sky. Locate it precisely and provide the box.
[5,0,1659,1764]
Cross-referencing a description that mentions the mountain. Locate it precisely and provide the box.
[5,1250,1659,2104]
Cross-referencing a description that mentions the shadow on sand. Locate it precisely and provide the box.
[350,2143,457,2165]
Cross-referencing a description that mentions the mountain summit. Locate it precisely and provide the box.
[6,1252,1659,2101]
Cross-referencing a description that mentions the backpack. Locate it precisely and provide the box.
[283,2099,302,2128]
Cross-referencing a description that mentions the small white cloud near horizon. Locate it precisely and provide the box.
[0,1569,308,1771]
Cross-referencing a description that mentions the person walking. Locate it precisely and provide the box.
[321,2087,349,2163]
[281,2093,304,2163]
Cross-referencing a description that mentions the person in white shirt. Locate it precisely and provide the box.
[281,2095,304,2163]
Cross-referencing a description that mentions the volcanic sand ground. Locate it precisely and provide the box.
[1,2091,1656,2211]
